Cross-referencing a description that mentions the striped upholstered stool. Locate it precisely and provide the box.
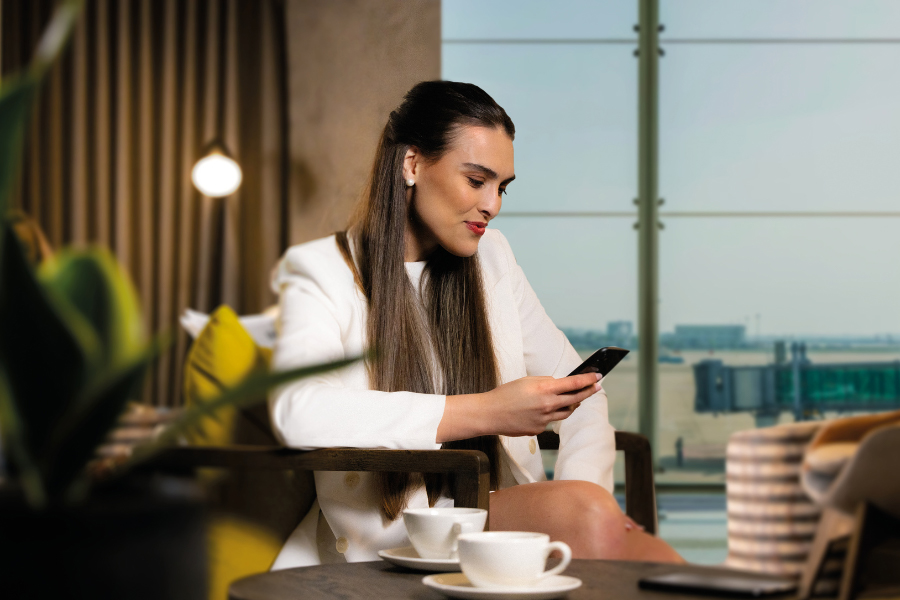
[723,421,823,578]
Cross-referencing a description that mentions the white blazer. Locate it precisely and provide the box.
[267,229,616,568]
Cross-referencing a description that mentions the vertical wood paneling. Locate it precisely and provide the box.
[92,0,111,247]
[154,0,179,407]
[236,0,262,313]
[137,0,157,402]
[25,3,45,224]
[113,0,132,267]
[3,0,26,216]
[173,0,201,412]
[1,0,290,407]
[219,0,239,309]
[195,0,221,314]
[0,0,20,74]
[69,7,88,245]
[257,0,284,313]
[45,58,65,247]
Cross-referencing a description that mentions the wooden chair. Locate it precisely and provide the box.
[150,430,657,539]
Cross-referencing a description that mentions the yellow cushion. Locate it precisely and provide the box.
[182,306,280,599]
[182,305,271,445]
[207,515,282,600]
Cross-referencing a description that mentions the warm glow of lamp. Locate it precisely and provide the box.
[192,142,242,197]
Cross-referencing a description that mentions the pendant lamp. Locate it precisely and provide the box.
[192,139,242,198]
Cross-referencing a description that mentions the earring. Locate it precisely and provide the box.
[406,178,415,187]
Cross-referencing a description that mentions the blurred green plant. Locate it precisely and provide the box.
[0,1,357,509]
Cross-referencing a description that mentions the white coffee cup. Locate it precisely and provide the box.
[457,531,572,589]
[402,507,487,559]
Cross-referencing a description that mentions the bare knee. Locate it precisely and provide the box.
[555,481,684,564]
[489,480,682,563]
[553,481,627,559]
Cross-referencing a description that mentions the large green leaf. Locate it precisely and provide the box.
[0,77,37,227]
[35,250,157,502]
[0,0,83,258]
[0,226,98,473]
[40,249,146,374]
[45,347,159,502]
[0,368,45,506]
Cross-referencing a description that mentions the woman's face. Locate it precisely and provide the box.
[403,125,515,261]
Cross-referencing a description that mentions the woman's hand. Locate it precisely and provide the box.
[482,373,602,437]
[437,372,602,442]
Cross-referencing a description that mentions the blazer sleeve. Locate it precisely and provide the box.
[496,232,616,493]
[268,242,446,451]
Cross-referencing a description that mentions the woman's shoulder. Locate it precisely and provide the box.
[272,234,355,292]
[477,228,517,283]
[283,233,343,263]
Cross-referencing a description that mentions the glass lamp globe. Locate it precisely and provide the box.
[192,146,242,197]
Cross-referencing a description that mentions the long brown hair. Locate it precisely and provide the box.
[337,81,516,520]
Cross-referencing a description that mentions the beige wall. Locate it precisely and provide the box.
[285,0,441,245]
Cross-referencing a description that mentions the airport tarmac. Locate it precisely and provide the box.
[545,348,900,561]
[587,348,900,485]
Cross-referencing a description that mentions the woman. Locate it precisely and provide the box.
[268,81,682,568]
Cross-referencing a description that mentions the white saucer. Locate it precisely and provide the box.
[378,546,461,572]
[422,572,582,600]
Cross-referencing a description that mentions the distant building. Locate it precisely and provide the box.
[607,321,633,339]
[563,320,636,351]
[664,325,746,349]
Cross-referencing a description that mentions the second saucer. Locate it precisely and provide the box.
[378,546,462,572]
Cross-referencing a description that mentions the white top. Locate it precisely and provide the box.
[267,229,616,568]
[405,260,426,281]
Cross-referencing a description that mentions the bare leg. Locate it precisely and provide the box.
[488,480,684,563]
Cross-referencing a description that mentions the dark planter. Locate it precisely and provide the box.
[0,476,208,600]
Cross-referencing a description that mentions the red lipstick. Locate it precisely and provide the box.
[466,221,487,236]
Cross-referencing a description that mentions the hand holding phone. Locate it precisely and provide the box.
[547,347,630,432]
[568,346,630,378]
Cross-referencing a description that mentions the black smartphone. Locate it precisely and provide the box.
[638,572,797,598]
[568,346,630,378]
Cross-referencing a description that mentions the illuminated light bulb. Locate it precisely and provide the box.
[191,145,242,197]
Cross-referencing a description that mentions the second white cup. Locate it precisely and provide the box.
[457,531,572,588]
[402,507,488,559]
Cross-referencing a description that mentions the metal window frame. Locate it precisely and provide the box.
[636,0,661,463]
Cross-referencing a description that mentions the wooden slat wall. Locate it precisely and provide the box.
[1,0,290,407]
[172,0,201,414]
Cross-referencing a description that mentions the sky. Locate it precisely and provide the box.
[442,0,900,337]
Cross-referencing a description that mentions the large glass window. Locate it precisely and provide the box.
[660,45,900,212]
[660,0,900,39]
[443,46,637,213]
[655,3,900,495]
[443,0,900,564]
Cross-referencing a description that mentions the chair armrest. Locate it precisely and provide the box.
[147,446,491,510]
[536,430,658,535]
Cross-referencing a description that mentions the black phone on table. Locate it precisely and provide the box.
[568,346,630,378]
[637,572,797,597]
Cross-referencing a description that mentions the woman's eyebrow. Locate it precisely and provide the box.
[462,162,515,184]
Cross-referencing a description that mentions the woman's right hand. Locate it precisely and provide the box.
[483,373,603,437]
[436,372,603,442]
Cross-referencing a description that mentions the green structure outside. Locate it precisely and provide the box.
[775,363,900,409]
[695,356,900,418]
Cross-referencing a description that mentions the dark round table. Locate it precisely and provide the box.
[229,558,791,600]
